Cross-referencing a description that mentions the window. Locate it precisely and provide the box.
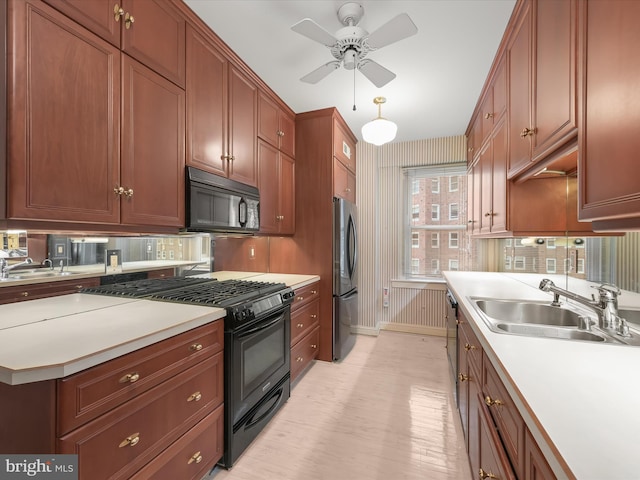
[403,163,468,278]
[449,203,459,220]
[577,258,585,274]
[431,233,439,248]
[515,239,525,248]
[547,238,556,249]
[514,256,525,270]
[505,256,512,270]
[412,259,420,274]
[546,258,556,273]
[449,232,459,248]
[431,204,440,221]
[412,232,419,249]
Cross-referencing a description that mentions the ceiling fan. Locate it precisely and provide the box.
[291,2,418,88]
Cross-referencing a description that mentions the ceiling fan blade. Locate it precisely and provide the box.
[366,13,418,49]
[358,59,396,88]
[300,61,341,84]
[291,18,337,47]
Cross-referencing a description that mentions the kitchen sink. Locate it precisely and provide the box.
[0,271,77,281]
[474,299,583,326]
[495,323,607,342]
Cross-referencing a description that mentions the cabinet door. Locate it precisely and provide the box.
[477,398,517,480]
[228,65,257,187]
[471,159,483,235]
[43,0,121,46]
[121,55,185,227]
[257,139,280,234]
[258,92,280,149]
[578,0,640,222]
[532,0,577,162]
[490,120,508,233]
[481,89,494,147]
[507,1,533,177]
[333,157,350,201]
[186,25,228,177]
[121,0,186,87]
[467,114,482,164]
[279,153,295,234]
[7,0,121,224]
[279,111,296,158]
[524,429,557,480]
[334,120,356,173]
[479,142,493,235]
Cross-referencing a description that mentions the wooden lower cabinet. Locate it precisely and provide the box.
[290,281,320,383]
[0,277,100,305]
[0,321,224,480]
[457,311,556,480]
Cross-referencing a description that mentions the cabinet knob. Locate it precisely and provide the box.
[277,130,285,137]
[520,127,535,138]
[119,433,140,448]
[124,12,134,29]
[311,344,317,349]
[484,395,504,407]
[311,290,317,295]
[187,391,202,402]
[297,296,304,301]
[484,113,494,119]
[114,186,125,195]
[297,323,304,328]
[457,373,469,382]
[119,372,140,384]
[484,211,495,217]
[188,451,203,465]
[310,314,317,319]
[296,356,304,362]
[21,292,29,297]
[113,4,125,21]
[464,343,476,351]
[189,343,203,352]
[468,147,474,153]
[478,468,498,479]
[123,188,134,197]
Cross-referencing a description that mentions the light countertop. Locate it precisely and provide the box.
[0,271,319,386]
[444,271,640,480]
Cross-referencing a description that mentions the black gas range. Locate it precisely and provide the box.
[82,275,294,468]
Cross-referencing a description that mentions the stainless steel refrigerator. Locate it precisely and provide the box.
[333,197,358,360]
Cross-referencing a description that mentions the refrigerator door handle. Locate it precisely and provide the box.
[347,213,357,280]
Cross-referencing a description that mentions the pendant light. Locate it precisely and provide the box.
[361,97,397,146]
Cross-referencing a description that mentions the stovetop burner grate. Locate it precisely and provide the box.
[81,277,215,297]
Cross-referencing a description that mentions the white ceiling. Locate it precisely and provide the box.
[183,0,516,144]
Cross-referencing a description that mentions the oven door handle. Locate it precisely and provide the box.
[244,384,286,431]
[237,315,282,338]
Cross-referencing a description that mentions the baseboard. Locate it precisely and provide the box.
[379,322,446,337]
[351,325,380,336]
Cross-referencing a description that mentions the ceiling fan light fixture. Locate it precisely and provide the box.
[362,97,397,146]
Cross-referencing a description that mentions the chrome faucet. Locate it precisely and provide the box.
[0,257,33,279]
[42,258,53,270]
[539,278,622,331]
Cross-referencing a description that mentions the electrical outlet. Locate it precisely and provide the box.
[249,246,255,259]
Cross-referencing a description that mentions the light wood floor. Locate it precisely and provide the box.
[205,331,472,480]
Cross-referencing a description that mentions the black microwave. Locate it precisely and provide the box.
[185,167,259,233]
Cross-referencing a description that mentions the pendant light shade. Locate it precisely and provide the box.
[361,97,397,146]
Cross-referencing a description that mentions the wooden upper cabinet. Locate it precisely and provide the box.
[228,65,258,187]
[43,0,186,87]
[258,140,295,235]
[258,92,295,158]
[186,24,228,178]
[577,0,640,224]
[507,0,533,177]
[508,0,577,178]
[120,56,185,227]
[333,157,355,204]
[7,0,121,223]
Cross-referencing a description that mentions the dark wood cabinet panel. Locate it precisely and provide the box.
[577,0,640,224]
[279,153,295,234]
[0,277,100,305]
[477,397,517,480]
[333,157,356,204]
[258,92,295,158]
[290,325,319,383]
[121,55,185,227]
[290,299,319,346]
[185,24,228,177]
[43,0,121,46]
[333,120,356,173]
[7,0,121,224]
[228,65,258,187]
[279,110,296,158]
[524,428,557,480]
[258,141,295,234]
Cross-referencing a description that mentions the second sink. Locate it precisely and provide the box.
[474,299,583,327]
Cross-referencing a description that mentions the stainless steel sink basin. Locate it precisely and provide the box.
[496,323,606,342]
[619,308,640,326]
[474,299,583,326]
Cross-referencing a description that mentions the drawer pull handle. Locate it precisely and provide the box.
[296,356,304,362]
[310,314,317,319]
[188,451,203,465]
[190,343,203,352]
[311,344,317,349]
[296,296,304,301]
[119,372,140,384]
[464,343,476,351]
[187,391,202,402]
[479,468,498,479]
[457,373,469,382]
[119,433,140,448]
[311,290,317,294]
[484,396,504,407]
[21,292,29,297]
[297,323,304,328]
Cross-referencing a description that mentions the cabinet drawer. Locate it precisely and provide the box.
[459,320,483,373]
[290,300,319,346]
[291,326,319,383]
[0,278,100,305]
[477,393,517,480]
[482,352,525,478]
[58,352,223,480]
[291,282,319,313]
[57,320,223,435]
[130,403,223,480]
